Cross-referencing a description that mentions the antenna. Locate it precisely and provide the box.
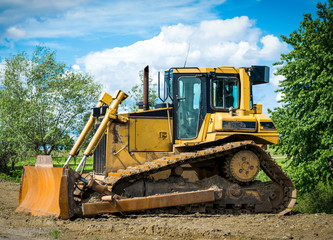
[183,43,190,68]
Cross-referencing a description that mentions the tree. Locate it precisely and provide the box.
[270,1,333,195]
[0,46,101,158]
[0,129,22,175]
[128,70,158,112]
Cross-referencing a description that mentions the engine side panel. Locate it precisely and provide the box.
[104,110,174,174]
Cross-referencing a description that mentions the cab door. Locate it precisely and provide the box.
[176,77,202,139]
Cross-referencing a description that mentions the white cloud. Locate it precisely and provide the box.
[77,18,286,95]
[259,35,287,60]
[270,74,285,87]
[0,60,6,73]
[0,60,6,89]
[270,64,285,87]
[6,26,26,39]
[276,92,285,102]
[72,64,80,71]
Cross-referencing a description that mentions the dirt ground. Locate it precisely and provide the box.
[0,179,332,240]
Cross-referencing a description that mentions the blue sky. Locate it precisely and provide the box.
[0,0,321,113]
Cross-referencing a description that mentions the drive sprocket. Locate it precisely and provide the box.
[223,150,260,183]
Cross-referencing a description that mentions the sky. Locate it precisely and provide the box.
[0,0,322,114]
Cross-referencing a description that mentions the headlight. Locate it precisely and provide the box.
[260,121,277,130]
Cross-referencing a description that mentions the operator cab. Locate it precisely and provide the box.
[159,66,269,141]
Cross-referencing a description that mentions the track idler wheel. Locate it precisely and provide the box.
[223,150,260,184]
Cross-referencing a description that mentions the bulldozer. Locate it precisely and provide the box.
[16,65,296,219]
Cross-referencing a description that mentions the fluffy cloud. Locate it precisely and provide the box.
[270,64,286,90]
[276,92,285,102]
[259,35,287,60]
[0,60,5,73]
[5,26,26,40]
[77,17,286,96]
[71,64,81,71]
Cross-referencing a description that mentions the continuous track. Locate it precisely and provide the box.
[99,142,296,215]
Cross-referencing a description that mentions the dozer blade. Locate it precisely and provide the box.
[16,166,76,219]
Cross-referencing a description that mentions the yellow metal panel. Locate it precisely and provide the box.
[213,132,279,144]
[171,68,211,73]
[201,113,211,141]
[128,107,171,114]
[105,113,174,173]
[206,132,217,142]
[170,67,240,74]
[129,118,136,152]
[106,119,134,173]
[215,66,239,74]
[133,118,172,151]
[106,120,148,173]
[254,114,273,122]
[99,92,113,105]
[239,68,251,112]
[107,150,171,174]
[207,113,216,133]
[254,114,279,133]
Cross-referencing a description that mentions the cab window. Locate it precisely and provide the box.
[177,77,201,139]
[212,78,239,109]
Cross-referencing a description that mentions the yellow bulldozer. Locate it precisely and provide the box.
[16,65,296,219]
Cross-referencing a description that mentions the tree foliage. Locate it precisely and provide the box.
[0,46,101,158]
[270,1,333,195]
[295,181,333,214]
[0,129,22,175]
[128,70,158,112]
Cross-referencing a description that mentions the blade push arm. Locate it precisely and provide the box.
[64,92,113,166]
[75,90,128,173]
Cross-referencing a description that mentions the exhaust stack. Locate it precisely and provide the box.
[143,65,149,111]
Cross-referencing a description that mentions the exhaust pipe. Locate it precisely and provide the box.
[143,65,149,111]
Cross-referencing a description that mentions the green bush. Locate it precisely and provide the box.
[0,171,22,183]
[254,169,270,182]
[295,182,333,214]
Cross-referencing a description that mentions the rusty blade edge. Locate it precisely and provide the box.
[82,189,222,216]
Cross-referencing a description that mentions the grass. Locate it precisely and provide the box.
[255,146,287,182]
[0,153,94,183]
[52,155,94,173]
[49,230,61,239]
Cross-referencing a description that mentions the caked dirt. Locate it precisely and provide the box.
[0,179,332,240]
